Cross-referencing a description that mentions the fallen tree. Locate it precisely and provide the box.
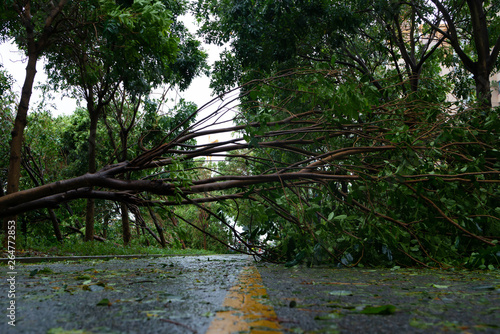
[1,70,498,267]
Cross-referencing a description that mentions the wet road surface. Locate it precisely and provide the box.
[258,262,500,334]
[1,255,251,334]
[1,255,499,333]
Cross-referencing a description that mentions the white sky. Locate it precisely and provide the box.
[0,14,237,146]
[0,40,79,114]
[0,26,219,116]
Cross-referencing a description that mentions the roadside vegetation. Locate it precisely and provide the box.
[12,239,219,258]
[1,0,499,269]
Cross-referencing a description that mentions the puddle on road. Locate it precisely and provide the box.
[207,266,282,334]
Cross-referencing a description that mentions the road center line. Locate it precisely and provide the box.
[206,265,282,334]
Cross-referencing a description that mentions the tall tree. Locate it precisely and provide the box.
[43,0,206,241]
[414,0,500,107]
[0,65,16,198]
[195,0,449,102]
[0,0,71,244]
[0,70,498,266]
[102,89,140,245]
[0,1,497,268]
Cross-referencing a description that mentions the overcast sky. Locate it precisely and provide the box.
[0,14,237,146]
[0,20,220,117]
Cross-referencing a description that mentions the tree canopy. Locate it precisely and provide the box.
[0,0,499,268]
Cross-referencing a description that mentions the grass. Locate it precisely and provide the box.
[7,239,221,258]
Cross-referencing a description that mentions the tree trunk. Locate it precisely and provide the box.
[202,222,207,250]
[2,49,39,246]
[429,0,497,108]
[148,206,167,248]
[120,132,132,245]
[168,214,186,249]
[2,0,68,246]
[102,213,109,239]
[473,70,492,108]
[84,199,95,241]
[135,221,141,236]
[48,208,63,242]
[22,146,64,242]
[121,203,131,245]
[85,104,99,242]
[467,0,493,108]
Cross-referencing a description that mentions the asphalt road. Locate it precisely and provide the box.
[1,255,499,334]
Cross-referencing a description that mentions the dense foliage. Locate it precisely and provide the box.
[187,0,499,268]
[0,0,499,268]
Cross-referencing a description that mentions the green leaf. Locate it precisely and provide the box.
[328,290,353,296]
[202,311,215,317]
[359,305,396,315]
[315,312,343,320]
[89,284,104,292]
[330,55,337,65]
[38,267,55,274]
[409,318,432,329]
[96,298,111,306]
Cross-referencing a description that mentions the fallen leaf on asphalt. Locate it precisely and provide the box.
[88,284,104,292]
[96,298,111,306]
[471,285,496,290]
[315,311,344,320]
[142,310,167,317]
[38,267,55,274]
[409,318,433,329]
[359,305,396,315]
[328,290,353,296]
[202,311,215,317]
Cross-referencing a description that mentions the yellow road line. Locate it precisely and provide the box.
[206,266,283,334]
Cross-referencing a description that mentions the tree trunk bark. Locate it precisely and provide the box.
[473,71,492,108]
[148,206,166,248]
[21,146,64,242]
[102,213,109,239]
[120,132,132,245]
[2,0,68,246]
[135,221,141,236]
[430,0,495,108]
[48,208,63,242]
[467,0,492,108]
[2,49,38,246]
[85,104,99,242]
[84,198,95,241]
[121,203,131,245]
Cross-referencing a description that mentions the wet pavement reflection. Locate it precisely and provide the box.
[2,255,499,334]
